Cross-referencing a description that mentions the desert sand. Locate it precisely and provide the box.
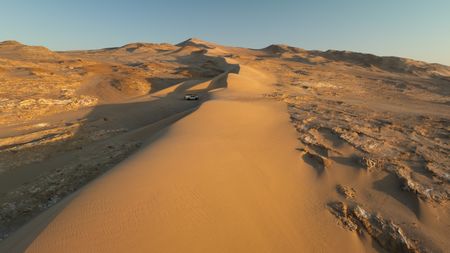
[21,68,371,252]
[0,39,449,252]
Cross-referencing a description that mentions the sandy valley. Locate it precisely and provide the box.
[0,38,449,252]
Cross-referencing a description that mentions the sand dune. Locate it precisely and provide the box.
[23,68,373,253]
[0,39,448,253]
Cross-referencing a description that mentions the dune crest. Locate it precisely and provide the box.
[24,64,371,253]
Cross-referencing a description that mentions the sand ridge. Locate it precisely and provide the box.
[23,64,372,253]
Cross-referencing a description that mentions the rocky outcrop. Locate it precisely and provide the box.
[0,96,98,123]
[359,156,382,172]
[392,164,449,203]
[328,201,420,253]
[336,184,355,199]
[279,91,449,204]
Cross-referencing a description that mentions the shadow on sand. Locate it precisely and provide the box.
[0,59,240,252]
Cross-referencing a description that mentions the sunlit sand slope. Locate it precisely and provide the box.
[25,68,371,253]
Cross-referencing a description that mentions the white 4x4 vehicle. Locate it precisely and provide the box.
[184,94,199,100]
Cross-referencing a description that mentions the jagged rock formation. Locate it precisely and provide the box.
[328,201,419,253]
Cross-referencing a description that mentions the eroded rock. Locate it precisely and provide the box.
[336,184,356,199]
[394,165,449,203]
[328,201,419,253]
[360,156,382,172]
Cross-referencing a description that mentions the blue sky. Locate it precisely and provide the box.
[1,0,449,65]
